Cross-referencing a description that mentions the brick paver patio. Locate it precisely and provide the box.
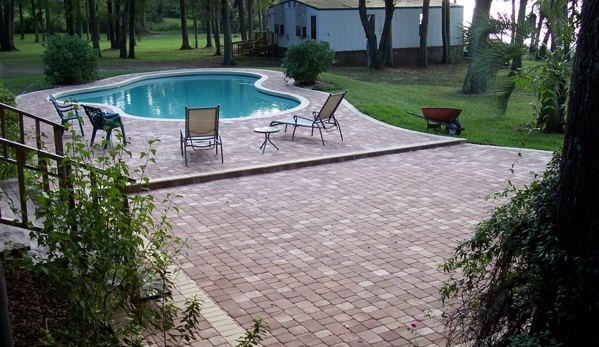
[16,69,552,346]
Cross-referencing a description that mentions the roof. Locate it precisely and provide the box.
[273,0,463,10]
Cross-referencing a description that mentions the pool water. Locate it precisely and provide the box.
[63,74,300,119]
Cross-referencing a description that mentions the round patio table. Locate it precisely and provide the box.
[253,126,280,154]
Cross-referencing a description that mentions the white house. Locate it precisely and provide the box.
[268,0,465,65]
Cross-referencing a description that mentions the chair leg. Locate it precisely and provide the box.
[291,126,297,142]
[78,119,85,136]
[335,120,343,141]
[318,127,325,146]
[91,129,98,143]
[180,135,184,157]
[121,125,127,145]
[104,129,112,149]
[184,146,188,166]
[219,136,224,163]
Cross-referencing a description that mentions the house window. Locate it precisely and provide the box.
[296,26,307,37]
[311,16,316,40]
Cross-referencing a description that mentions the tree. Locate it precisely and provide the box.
[65,0,75,35]
[417,0,430,67]
[128,0,136,58]
[441,0,450,64]
[247,0,254,38]
[119,0,130,58]
[213,5,221,55]
[88,0,102,57]
[358,0,395,70]
[107,0,118,49]
[235,0,247,41]
[440,2,599,346]
[204,0,213,47]
[541,0,599,343]
[462,0,493,93]
[487,0,577,133]
[30,0,38,42]
[509,0,529,73]
[180,0,192,49]
[221,0,236,65]
[0,0,18,51]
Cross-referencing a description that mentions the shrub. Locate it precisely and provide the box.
[41,34,99,85]
[17,136,202,346]
[0,82,18,180]
[281,40,335,85]
[439,151,596,346]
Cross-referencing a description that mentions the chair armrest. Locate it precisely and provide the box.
[293,115,314,124]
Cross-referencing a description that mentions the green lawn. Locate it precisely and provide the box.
[0,33,563,152]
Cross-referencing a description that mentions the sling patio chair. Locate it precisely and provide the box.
[269,90,348,146]
[49,95,85,136]
[180,105,223,166]
[81,105,127,149]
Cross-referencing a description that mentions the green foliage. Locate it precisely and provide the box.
[440,152,561,346]
[236,316,270,347]
[20,134,201,346]
[439,151,598,346]
[0,83,18,180]
[41,34,99,85]
[281,40,335,85]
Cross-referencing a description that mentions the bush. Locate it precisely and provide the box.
[15,137,202,346]
[41,34,99,85]
[0,81,18,180]
[281,40,335,85]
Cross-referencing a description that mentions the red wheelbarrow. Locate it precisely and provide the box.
[407,108,465,135]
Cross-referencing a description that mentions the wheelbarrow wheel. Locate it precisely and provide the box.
[447,120,462,135]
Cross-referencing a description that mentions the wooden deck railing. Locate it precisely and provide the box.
[0,102,68,231]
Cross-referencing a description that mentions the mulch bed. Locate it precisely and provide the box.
[5,265,70,347]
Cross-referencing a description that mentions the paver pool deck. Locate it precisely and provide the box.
[16,69,552,346]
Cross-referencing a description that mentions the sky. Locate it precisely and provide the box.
[455,0,516,25]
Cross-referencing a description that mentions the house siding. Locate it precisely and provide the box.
[268,0,464,64]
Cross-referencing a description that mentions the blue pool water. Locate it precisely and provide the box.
[62,74,300,119]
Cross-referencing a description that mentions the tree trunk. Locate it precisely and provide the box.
[213,7,221,56]
[77,0,82,38]
[418,0,430,67]
[45,1,51,35]
[193,14,198,48]
[530,11,545,59]
[128,0,135,58]
[547,1,599,345]
[31,0,39,42]
[119,0,129,58]
[510,0,528,73]
[441,0,450,64]
[157,0,163,22]
[359,0,395,70]
[114,2,121,48]
[37,0,44,41]
[108,0,118,49]
[358,0,380,69]
[236,0,246,41]
[221,0,236,65]
[0,0,15,51]
[180,0,192,49]
[247,0,253,39]
[89,0,102,57]
[205,2,213,48]
[65,0,75,35]
[462,0,493,93]
[18,3,24,39]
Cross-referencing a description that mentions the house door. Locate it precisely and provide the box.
[311,16,316,40]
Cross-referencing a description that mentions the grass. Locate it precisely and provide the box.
[0,33,563,151]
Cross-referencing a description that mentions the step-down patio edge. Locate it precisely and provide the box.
[126,138,467,193]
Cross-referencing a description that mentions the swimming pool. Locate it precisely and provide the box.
[57,71,303,120]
